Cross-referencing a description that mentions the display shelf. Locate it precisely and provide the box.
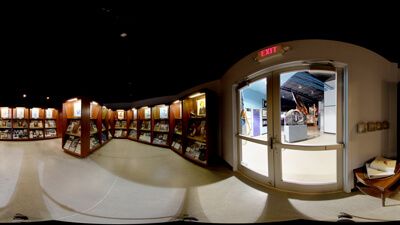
[29,120,44,129]
[170,100,183,154]
[187,135,206,143]
[12,120,29,128]
[0,129,12,140]
[112,109,129,138]
[44,120,57,128]
[62,98,103,157]
[12,129,29,140]
[11,108,29,140]
[29,130,44,139]
[137,106,152,143]
[128,108,138,140]
[182,90,216,166]
[151,104,169,147]
[44,108,61,139]
[89,103,103,152]
[100,107,113,144]
[184,151,207,165]
[0,107,13,140]
[44,129,57,138]
[0,119,12,128]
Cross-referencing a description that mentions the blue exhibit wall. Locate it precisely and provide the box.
[242,88,267,135]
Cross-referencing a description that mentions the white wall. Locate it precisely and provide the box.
[219,40,399,191]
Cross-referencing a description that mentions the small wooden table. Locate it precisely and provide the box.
[353,162,400,206]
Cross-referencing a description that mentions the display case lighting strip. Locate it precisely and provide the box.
[188,92,204,98]
[67,98,78,102]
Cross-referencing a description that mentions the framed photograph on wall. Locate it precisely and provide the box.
[357,122,366,133]
[196,98,206,116]
[382,121,389,129]
[375,121,382,130]
[117,110,124,120]
[367,122,376,132]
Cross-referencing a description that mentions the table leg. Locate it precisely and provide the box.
[381,192,385,207]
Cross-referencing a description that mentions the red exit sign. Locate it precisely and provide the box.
[256,45,285,62]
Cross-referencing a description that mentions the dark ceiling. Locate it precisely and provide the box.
[0,4,398,109]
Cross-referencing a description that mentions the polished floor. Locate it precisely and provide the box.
[241,127,337,182]
[0,139,400,223]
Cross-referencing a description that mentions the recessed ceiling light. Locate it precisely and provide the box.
[120,32,127,38]
[46,96,50,100]
[23,94,27,98]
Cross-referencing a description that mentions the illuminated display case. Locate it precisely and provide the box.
[151,104,170,147]
[29,108,44,139]
[62,98,105,157]
[182,90,216,166]
[128,108,138,140]
[44,108,60,139]
[138,106,152,143]
[0,107,13,140]
[101,106,112,144]
[113,109,129,138]
[170,100,183,154]
[12,107,29,140]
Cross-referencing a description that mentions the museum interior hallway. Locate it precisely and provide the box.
[0,139,399,224]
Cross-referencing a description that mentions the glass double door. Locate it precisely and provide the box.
[237,66,344,192]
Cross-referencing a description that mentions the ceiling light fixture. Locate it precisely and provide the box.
[46,96,50,100]
[120,32,127,38]
[23,94,27,98]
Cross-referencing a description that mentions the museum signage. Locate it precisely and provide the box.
[255,45,286,62]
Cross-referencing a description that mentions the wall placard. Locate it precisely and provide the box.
[46,109,53,119]
[32,108,40,119]
[1,107,9,118]
[73,101,81,117]
[117,110,124,120]
[16,107,25,119]
[144,108,151,119]
[160,106,168,119]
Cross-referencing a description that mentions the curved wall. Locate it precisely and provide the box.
[219,39,399,192]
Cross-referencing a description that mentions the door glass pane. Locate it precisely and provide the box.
[239,78,267,141]
[281,148,337,184]
[240,139,268,176]
[280,70,337,145]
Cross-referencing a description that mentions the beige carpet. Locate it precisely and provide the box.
[0,139,399,223]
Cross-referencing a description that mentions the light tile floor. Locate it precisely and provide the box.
[0,139,399,223]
